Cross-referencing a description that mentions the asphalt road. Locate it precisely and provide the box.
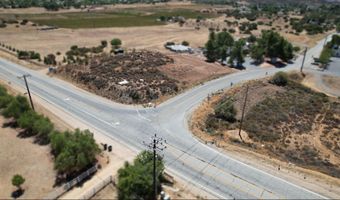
[0,36,333,199]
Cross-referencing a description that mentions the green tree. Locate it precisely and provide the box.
[33,116,54,141]
[256,30,294,62]
[53,129,100,175]
[0,95,13,109]
[111,38,122,49]
[117,150,164,200]
[229,40,245,67]
[337,23,340,32]
[205,39,217,62]
[44,54,57,65]
[2,95,30,119]
[250,45,264,64]
[12,174,25,191]
[17,111,40,134]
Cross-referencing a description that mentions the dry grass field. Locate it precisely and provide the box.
[0,117,56,199]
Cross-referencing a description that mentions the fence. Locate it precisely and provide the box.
[44,165,98,200]
[80,175,114,200]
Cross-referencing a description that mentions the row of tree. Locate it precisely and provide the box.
[0,85,100,176]
[250,30,294,64]
[205,30,294,67]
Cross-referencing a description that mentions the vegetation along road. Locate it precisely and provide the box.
[0,35,333,199]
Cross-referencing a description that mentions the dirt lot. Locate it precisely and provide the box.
[160,53,233,86]
[0,22,209,58]
[190,74,340,198]
[0,116,56,199]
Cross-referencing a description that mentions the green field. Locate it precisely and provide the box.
[1,8,217,28]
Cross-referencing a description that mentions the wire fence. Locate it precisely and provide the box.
[44,165,98,200]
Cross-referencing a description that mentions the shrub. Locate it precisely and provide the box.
[33,116,54,141]
[12,174,25,190]
[17,51,30,59]
[182,41,189,46]
[111,38,122,49]
[17,111,41,134]
[2,95,31,119]
[101,40,108,47]
[0,95,13,109]
[214,98,237,122]
[270,72,288,86]
[44,54,57,65]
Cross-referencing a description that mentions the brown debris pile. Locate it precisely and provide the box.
[57,50,179,104]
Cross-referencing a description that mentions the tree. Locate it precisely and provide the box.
[33,116,54,141]
[44,54,57,65]
[205,39,217,62]
[229,40,245,67]
[117,151,164,200]
[2,95,31,119]
[17,111,40,134]
[247,34,257,43]
[0,95,13,109]
[12,174,25,191]
[255,30,294,63]
[111,38,122,49]
[337,23,340,32]
[205,31,234,62]
[250,45,264,64]
[53,129,100,175]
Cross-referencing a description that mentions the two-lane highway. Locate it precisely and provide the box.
[0,35,333,199]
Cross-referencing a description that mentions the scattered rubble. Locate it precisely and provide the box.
[57,50,179,104]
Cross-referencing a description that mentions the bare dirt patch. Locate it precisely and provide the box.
[160,53,234,86]
[322,75,340,91]
[0,116,56,199]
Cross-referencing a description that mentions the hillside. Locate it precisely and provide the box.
[191,72,340,178]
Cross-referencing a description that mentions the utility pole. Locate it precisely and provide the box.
[143,134,166,200]
[18,74,35,111]
[238,84,249,142]
[300,47,307,75]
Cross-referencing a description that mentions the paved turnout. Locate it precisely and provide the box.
[0,36,333,199]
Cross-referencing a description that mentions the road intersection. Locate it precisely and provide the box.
[0,35,334,199]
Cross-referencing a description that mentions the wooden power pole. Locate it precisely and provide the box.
[238,84,249,142]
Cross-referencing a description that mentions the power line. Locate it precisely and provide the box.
[143,134,166,200]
